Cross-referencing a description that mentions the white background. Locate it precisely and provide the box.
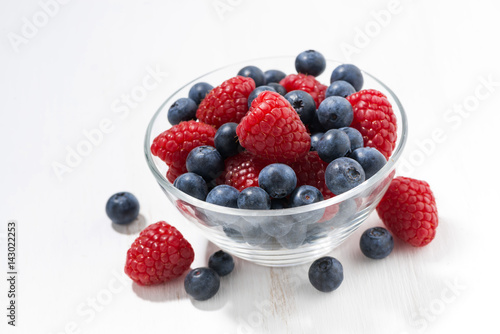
[1,0,499,333]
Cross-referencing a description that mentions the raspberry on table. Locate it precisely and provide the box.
[279,73,327,107]
[124,221,195,286]
[217,151,269,191]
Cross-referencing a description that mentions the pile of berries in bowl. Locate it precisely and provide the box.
[145,51,408,266]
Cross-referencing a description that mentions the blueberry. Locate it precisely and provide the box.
[184,267,220,301]
[317,96,354,130]
[167,98,198,125]
[238,65,265,87]
[330,64,364,91]
[295,50,326,77]
[349,147,386,179]
[237,187,271,210]
[264,69,286,84]
[186,146,224,182]
[206,185,239,208]
[325,157,366,195]
[247,85,276,109]
[310,132,324,151]
[277,223,307,249]
[271,198,289,209]
[261,217,294,238]
[316,129,351,163]
[339,127,363,152]
[188,82,213,105]
[326,80,356,98]
[359,227,394,259]
[267,82,287,96]
[308,256,344,292]
[173,172,208,201]
[289,185,324,207]
[105,192,140,225]
[208,250,235,276]
[308,112,327,134]
[214,122,243,158]
[284,90,316,125]
[258,164,297,199]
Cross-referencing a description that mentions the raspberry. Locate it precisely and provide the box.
[196,76,256,129]
[376,177,438,247]
[216,151,269,191]
[236,91,310,163]
[124,221,195,285]
[150,120,216,182]
[289,151,334,199]
[347,89,397,160]
[279,73,327,107]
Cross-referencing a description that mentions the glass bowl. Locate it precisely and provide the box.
[145,57,408,266]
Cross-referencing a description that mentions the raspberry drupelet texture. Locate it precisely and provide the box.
[124,221,195,286]
[196,76,256,129]
[279,73,327,107]
[216,151,269,191]
[289,151,334,199]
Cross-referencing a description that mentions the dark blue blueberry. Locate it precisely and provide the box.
[186,146,224,182]
[167,98,198,125]
[222,226,244,242]
[290,185,324,207]
[360,227,394,259]
[208,250,235,276]
[310,132,324,151]
[184,267,220,301]
[188,82,213,105]
[264,69,286,84]
[214,122,243,158]
[206,185,239,208]
[105,192,140,225]
[267,82,287,96]
[325,157,366,195]
[271,198,289,209]
[326,80,356,98]
[308,112,327,134]
[247,85,276,109]
[237,65,265,87]
[308,256,344,292]
[237,187,271,210]
[258,163,297,199]
[317,96,354,130]
[284,90,316,125]
[295,50,326,77]
[316,129,351,163]
[349,147,386,179]
[339,127,364,152]
[330,64,364,91]
[173,172,208,201]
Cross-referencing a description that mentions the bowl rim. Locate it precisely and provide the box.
[144,56,408,217]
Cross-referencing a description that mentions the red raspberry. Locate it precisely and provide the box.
[347,89,397,160]
[279,73,327,107]
[289,151,334,199]
[124,221,195,285]
[217,151,269,191]
[150,120,216,182]
[196,76,255,129]
[236,91,310,163]
[376,177,438,247]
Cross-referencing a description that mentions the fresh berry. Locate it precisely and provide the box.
[289,151,334,199]
[173,172,208,201]
[184,267,220,301]
[151,120,216,182]
[237,187,271,210]
[106,192,140,225]
[317,96,354,130]
[359,227,394,259]
[264,69,286,84]
[308,256,344,292]
[350,147,386,179]
[214,122,243,159]
[295,50,326,77]
[316,129,351,163]
[271,198,289,209]
[217,151,269,191]
[326,80,356,98]
[258,163,297,199]
[236,91,310,163]
[284,90,316,125]
[339,127,363,152]
[267,82,287,96]
[289,185,324,207]
[310,132,324,151]
[247,85,277,108]
[188,82,213,105]
[196,76,255,128]
[277,223,308,249]
[208,250,235,276]
[124,221,194,286]
[308,112,327,134]
[206,185,239,208]
[237,65,265,87]
[376,177,438,247]
[330,64,364,91]
[347,89,397,159]
[280,73,327,107]
[167,98,198,125]
[186,146,224,182]
[325,157,366,195]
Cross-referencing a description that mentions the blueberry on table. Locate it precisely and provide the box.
[206,185,239,208]
[317,96,354,130]
[237,65,265,87]
[173,172,208,201]
[105,192,140,225]
[308,256,344,292]
[208,250,235,276]
[237,187,271,210]
[359,227,394,259]
[186,146,224,182]
[184,267,220,301]
[247,85,276,108]
[295,50,326,77]
[326,80,356,98]
[284,90,316,125]
[316,129,351,163]
[264,69,286,84]
[258,163,297,199]
[167,97,198,125]
[330,64,364,91]
[188,82,213,105]
[349,147,387,179]
[325,157,366,195]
